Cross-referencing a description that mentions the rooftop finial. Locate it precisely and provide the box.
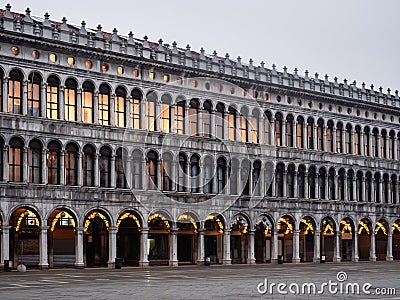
[97,24,102,31]
[294,68,298,75]
[113,28,118,35]
[81,20,86,28]
[200,47,205,55]
[44,12,50,20]
[305,70,309,77]
[387,88,391,95]
[249,58,254,65]
[25,8,31,15]
[213,50,218,56]
[62,17,67,24]
[352,80,357,86]
[344,78,347,85]
[186,44,191,51]
[158,38,163,45]
[334,76,338,83]
[370,84,374,90]
[395,90,399,97]
[325,74,328,81]
[315,72,319,79]
[283,65,287,73]
[172,41,177,48]
[225,53,230,59]
[128,31,133,38]
[5,3,11,11]
[272,63,276,70]
[143,35,148,41]
[362,82,365,89]
[379,86,383,93]
[261,61,265,68]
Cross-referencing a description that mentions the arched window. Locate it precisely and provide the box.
[336,122,343,153]
[297,165,305,198]
[64,78,77,122]
[381,130,387,158]
[366,172,372,202]
[82,81,94,123]
[347,170,354,201]
[363,127,370,156]
[160,94,172,133]
[47,141,61,184]
[178,153,187,192]
[345,124,352,154]
[65,143,78,185]
[286,115,294,147]
[8,69,23,114]
[328,168,335,200]
[391,175,397,204]
[230,158,239,195]
[250,110,259,143]
[132,151,142,189]
[145,92,157,131]
[275,163,284,197]
[99,146,111,187]
[307,117,314,149]
[317,119,324,151]
[389,131,395,159]
[228,106,237,141]
[98,84,110,125]
[175,99,185,135]
[146,151,158,190]
[115,148,126,188]
[27,72,42,117]
[216,157,226,194]
[82,145,95,187]
[203,157,213,193]
[114,87,126,127]
[241,159,250,196]
[9,137,23,182]
[240,108,249,142]
[28,139,42,183]
[372,128,379,157]
[338,169,345,200]
[318,168,326,199]
[252,160,261,196]
[274,113,283,146]
[47,76,60,119]
[383,173,389,203]
[264,111,272,145]
[354,126,361,155]
[296,116,304,148]
[189,99,199,136]
[202,101,212,137]
[356,171,363,202]
[326,120,334,152]
[308,166,316,199]
[287,164,295,198]
[190,155,200,193]
[161,153,172,191]
[130,89,142,129]
[215,103,225,140]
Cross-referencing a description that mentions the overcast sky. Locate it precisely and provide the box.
[7,1,400,92]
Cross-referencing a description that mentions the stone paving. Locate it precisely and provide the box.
[0,261,399,299]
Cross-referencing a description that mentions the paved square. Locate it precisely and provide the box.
[0,262,399,299]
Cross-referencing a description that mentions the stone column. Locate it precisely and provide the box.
[361,177,366,203]
[293,171,298,198]
[169,105,175,133]
[222,230,231,265]
[77,152,83,186]
[22,147,28,183]
[197,229,205,265]
[60,150,65,185]
[270,228,278,263]
[387,231,393,261]
[142,159,148,190]
[109,94,115,126]
[125,97,131,128]
[169,228,178,266]
[313,229,321,262]
[76,88,82,122]
[369,232,376,261]
[258,115,264,144]
[1,226,10,266]
[3,146,8,182]
[371,177,375,202]
[41,83,47,118]
[322,126,327,151]
[139,228,149,267]
[352,178,357,202]
[39,226,49,269]
[93,92,99,124]
[283,171,287,197]
[359,131,364,156]
[94,154,99,187]
[235,113,241,141]
[59,86,65,120]
[2,77,8,113]
[368,133,373,157]
[281,120,286,147]
[341,129,346,154]
[293,229,300,263]
[210,110,216,138]
[22,80,28,115]
[385,136,390,159]
[110,154,116,188]
[75,227,84,268]
[155,101,160,131]
[42,149,48,184]
[334,231,341,262]
[108,226,117,268]
[379,177,384,203]
[343,175,348,201]
[184,104,189,135]
[304,172,309,199]
[332,127,336,152]
[247,230,256,264]
[352,231,359,262]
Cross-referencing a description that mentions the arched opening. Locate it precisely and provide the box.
[188,99,199,136]
[357,218,372,261]
[287,164,295,198]
[65,142,78,186]
[8,69,24,114]
[297,165,305,198]
[47,140,61,185]
[392,220,400,260]
[318,167,326,199]
[336,122,343,153]
[356,171,363,202]
[264,111,272,145]
[161,152,173,191]
[132,150,143,189]
[252,160,261,196]
[10,207,41,268]
[216,157,227,194]
[296,116,304,148]
[241,159,250,196]
[347,169,354,201]
[148,213,170,265]
[98,84,111,125]
[204,214,224,264]
[328,168,335,200]
[48,208,76,267]
[190,154,200,193]
[114,86,126,127]
[250,109,259,143]
[230,158,239,195]
[83,210,110,267]
[64,78,77,122]
[286,114,294,147]
[340,217,354,261]
[203,156,214,194]
[375,219,389,261]
[116,211,141,266]
[215,103,225,140]
[254,215,273,263]
[115,148,127,189]
[363,126,370,156]
[317,118,324,151]
[239,107,249,143]
[177,152,188,192]
[274,112,283,146]
[354,125,361,155]
[277,215,295,262]
[174,98,185,134]
[308,166,316,199]
[202,100,212,137]
[177,213,198,264]
[82,144,95,187]
[366,172,372,202]
[345,124,353,154]
[306,117,314,149]
[27,72,42,117]
[326,120,334,152]
[321,217,335,262]
[160,93,172,133]
[82,81,94,123]
[275,163,284,197]
[230,214,249,264]
[28,139,43,184]
[299,216,315,262]
[130,89,143,129]
[47,75,60,119]
[99,146,111,188]
[9,137,24,182]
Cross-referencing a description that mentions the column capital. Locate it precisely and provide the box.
[1,225,11,230]
[75,226,84,232]
[40,226,49,231]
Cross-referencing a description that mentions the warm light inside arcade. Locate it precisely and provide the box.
[1,210,400,269]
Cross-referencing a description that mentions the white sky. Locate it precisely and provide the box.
[7,0,400,93]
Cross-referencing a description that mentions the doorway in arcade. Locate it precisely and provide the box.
[204,215,224,264]
[116,212,141,266]
[84,211,109,267]
[177,214,198,264]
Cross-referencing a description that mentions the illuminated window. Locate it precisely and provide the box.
[253,90,258,99]
[274,114,282,146]
[317,119,324,150]
[354,126,361,155]
[380,130,387,158]
[296,117,304,148]
[8,69,23,114]
[345,124,352,154]
[286,115,294,147]
[215,103,224,140]
[149,72,156,80]
[307,118,314,149]
[100,146,111,187]
[192,80,198,88]
[146,92,157,131]
[175,101,185,134]
[263,112,271,145]
[49,53,57,62]
[161,154,172,191]
[363,127,370,156]
[163,75,169,83]
[133,69,139,77]
[64,78,77,122]
[115,87,126,127]
[202,101,212,137]
[132,151,142,189]
[46,76,60,119]
[82,81,94,123]
[65,143,78,186]
[117,66,124,75]
[189,99,199,136]
[67,57,75,66]
[160,103,171,133]
[250,111,259,143]
[217,84,223,92]
[11,46,19,55]
[242,89,246,97]
[9,138,23,182]
[27,73,41,117]
[228,107,236,141]
[101,63,109,72]
[115,148,126,188]
[177,77,183,85]
[32,50,40,59]
[47,141,60,184]
[146,151,158,190]
[98,84,110,125]
[130,89,142,129]
[336,123,343,153]
[28,140,42,184]
[85,60,92,69]
[326,121,334,152]
[240,113,248,142]
[82,145,95,187]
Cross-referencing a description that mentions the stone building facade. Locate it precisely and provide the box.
[0,4,399,269]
